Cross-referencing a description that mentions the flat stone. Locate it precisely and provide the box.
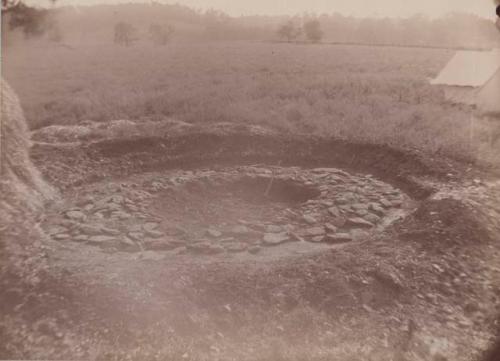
[247,167,272,174]
[320,200,334,207]
[143,222,160,232]
[48,226,68,235]
[391,200,403,208]
[112,211,131,220]
[324,223,338,233]
[139,251,166,261]
[225,242,248,253]
[355,209,369,217]
[310,235,325,243]
[88,235,117,244]
[79,224,120,236]
[363,214,381,224]
[335,198,349,205]
[230,225,251,235]
[83,204,95,211]
[380,199,392,208]
[145,229,164,238]
[128,224,142,232]
[59,220,79,229]
[289,232,306,242]
[53,233,71,241]
[329,216,347,228]
[206,229,223,238]
[266,225,283,233]
[144,238,178,251]
[103,227,122,236]
[248,246,261,254]
[188,242,225,255]
[339,205,351,212]
[311,168,340,173]
[343,192,356,201]
[324,233,353,244]
[74,235,89,242]
[350,229,369,239]
[128,232,144,242]
[352,203,368,211]
[65,210,86,221]
[96,203,121,212]
[328,207,341,217]
[263,232,290,246]
[302,227,326,237]
[247,222,266,232]
[120,236,136,248]
[302,215,317,224]
[346,217,374,228]
[383,189,400,196]
[126,205,139,212]
[107,195,124,204]
[369,203,386,216]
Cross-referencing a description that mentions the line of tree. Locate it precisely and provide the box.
[113,22,175,46]
[276,13,499,48]
[277,19,324,43]
[303,19,323,42]
[113,22,137,46]
[3,2,499,48]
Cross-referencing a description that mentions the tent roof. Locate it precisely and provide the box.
[431,49,500,87]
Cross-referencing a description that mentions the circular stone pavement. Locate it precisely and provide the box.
[42,166,414,259]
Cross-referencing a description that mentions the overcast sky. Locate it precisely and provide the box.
[36,0,496,18]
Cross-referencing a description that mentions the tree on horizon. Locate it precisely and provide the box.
[303,19,323,43]
[277,20,302,42]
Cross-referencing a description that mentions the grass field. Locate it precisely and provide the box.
[3,41,498,165]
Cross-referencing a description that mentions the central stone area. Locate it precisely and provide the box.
[43,166,412,257]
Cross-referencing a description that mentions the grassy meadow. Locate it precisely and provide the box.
[3,41,499,165]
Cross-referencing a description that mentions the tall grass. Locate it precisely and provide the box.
[3,41,498,165]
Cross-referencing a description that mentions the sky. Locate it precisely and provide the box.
[32,0,497,19]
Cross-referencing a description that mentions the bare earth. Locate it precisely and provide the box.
[2,122,497,360]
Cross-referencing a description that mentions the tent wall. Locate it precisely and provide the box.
[443,86,478,106]
[477,70,500,116]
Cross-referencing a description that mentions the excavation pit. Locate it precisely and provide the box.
[43,166,414,259]
[208,175,321,205]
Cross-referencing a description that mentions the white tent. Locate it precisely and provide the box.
[431,49,500,116]
[477,68,500,116]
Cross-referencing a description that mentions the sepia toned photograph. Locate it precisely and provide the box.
[1,0,500,360]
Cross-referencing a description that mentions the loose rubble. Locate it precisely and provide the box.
[43,166,413,257]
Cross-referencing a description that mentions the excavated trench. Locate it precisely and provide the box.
[23,123,500,360]
[35,124,432,260]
